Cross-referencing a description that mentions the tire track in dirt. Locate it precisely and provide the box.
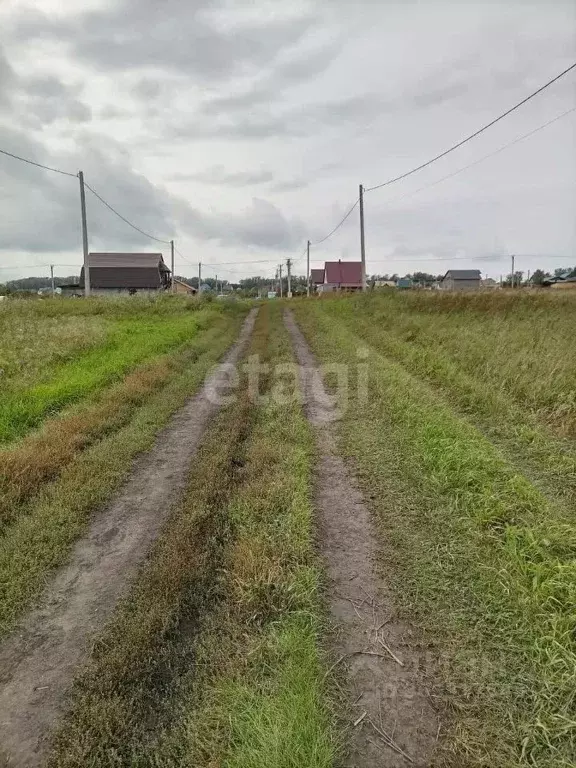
[0,309,258,768]
[284,309,438,768]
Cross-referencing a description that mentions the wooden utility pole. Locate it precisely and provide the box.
[170,240,175,293]
[511,254,515,288]
[78,170,90,296]
[306,240,310,297]
[50,264,55,297]
[286,257,292,298]
[279,264,283,298]
[198,262,202,293]
[359,183,366,291]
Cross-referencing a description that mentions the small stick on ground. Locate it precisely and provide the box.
[377,636,404,666]
[353,711,368,727]
[368,718,414,764]
[323,651,392,680]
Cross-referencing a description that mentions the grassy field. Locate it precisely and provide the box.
[49,303,338,768]
[0,295,248,636]
[293,290,576,768]
[2,290,575,767]
[0,296,224,442]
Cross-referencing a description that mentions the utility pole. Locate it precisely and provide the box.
[511,254,515,288]
[279,264,283,298]
[359,183,366,292]
[286,258,292,298]
[306,240,310,297]
[198,262,202,294]
[78,170,90,297]
[50,264,55,297]
[215,274,218,294]
[527,269,531,288]
[170,240,175,293]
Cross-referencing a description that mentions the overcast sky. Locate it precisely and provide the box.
[0,0,575,283]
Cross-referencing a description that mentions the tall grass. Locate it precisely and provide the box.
[315,293,576,507]
[339,290,576,435]
[0,309,220,443]
[294,296,576,767]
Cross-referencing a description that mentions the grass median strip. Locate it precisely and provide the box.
[294,300,576,768]
[0,310,245,638]
[49,303,338,768]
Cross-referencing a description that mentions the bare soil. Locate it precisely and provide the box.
[0,309,257,768]
[284,309,438,768]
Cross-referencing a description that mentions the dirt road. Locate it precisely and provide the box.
[0,309,257,768]
[284,309,438,768]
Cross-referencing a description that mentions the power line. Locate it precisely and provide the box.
[0,147,77,178]
[311,198,359,245]
[84,182,171,245]
[174,246,197,268]
[365,61,576,192]
[380,106,576,206]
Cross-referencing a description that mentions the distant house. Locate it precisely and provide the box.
[440,269,481,291]
[173,279,197,295]
[79,253,171,295]
[548,276,576,291]
[396,277,412,289]
[374,279,396,288]
[317,260,363,292]
[310,268,325,289]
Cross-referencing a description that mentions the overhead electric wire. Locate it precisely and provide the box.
[0,147,77,178]
[365,61,576,192]
[381,106,576,206]
[311,198,359,245]
[174,246,196,268]
[84,182,170,245]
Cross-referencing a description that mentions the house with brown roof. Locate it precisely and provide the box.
[317,260,364,292]
[79,253,171,295]
[310,268,325,289]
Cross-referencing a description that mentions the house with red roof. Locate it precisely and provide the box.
[316,260,364,292]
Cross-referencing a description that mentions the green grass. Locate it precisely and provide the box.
[0,310,245,638]
[0,305,219,443]
[294,295,576,768]
[48,303,337,768]
[335,290,576,435]
[314,292,576,507]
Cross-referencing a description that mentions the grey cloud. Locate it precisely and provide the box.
[0,127,175,253]
[0,47,16,106]
[177,197,304,251]
[13,2,318,82]
[201,39,341,115]
[0,126,301,256]
[270,178,310,193]
[171,166,274,186]
[170,92,385,142]
[20,76,92,126]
